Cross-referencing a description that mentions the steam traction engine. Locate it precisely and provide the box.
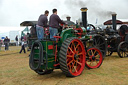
[104,14,128,58]
[29,8,105,77]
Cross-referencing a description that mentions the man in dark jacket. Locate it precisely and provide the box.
[19,39,26,53]
[49,9,65,40]
[0,39,2,51]
[4,36,10,50]
[36,10,49,40]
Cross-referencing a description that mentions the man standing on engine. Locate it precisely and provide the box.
[49,9,65,41]
[36,10,49,40]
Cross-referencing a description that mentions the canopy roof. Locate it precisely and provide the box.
[20,21,37,26]
[104,19,128,25]
[104,20,123,25]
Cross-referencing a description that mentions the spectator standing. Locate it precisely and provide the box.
[4,36,10,50]
[15,35,18,46]
[0,39,2,51]
[19,39,26,53]
[21,35,24,41]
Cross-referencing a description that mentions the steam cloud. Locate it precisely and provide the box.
[0,0,128,27]
[63,0,128,24]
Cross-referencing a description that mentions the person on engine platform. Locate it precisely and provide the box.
[36,10,49,40]
[49,9,65,41]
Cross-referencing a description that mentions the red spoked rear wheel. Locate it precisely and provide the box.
[59,37,86,77]
[85,48,103,69]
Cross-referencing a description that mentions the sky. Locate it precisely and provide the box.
[0,0,128,32]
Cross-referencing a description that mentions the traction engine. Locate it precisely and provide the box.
[29,7,104,77]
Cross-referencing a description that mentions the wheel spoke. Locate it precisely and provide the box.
[91,50,94,55]
[68,64,72,71]
[96,59,99,64]
[67,55,73,58]
[67,58,70,62]
[89,61,93,66]
[99,50,104,53]
[125,51,128,55]
[96,38,101,45]
[98,43,105,46]
[67,50,70,55]
[95,56,100,60]
[86,59,90,62]
[123,52,125,57]
[71,61,75,71]
[95,54,100,58]
[77,52,83,56]
[87,51,91,56]
[75,60,82,66]
[67,60,74,66]
[68,47,75,54]
[122,51,124,57]
[94,39,97,45]
[73,66,77,72]
[77,57,81,61]
[76,44,80,49]
[93,50,97,55]
[71,42,76,52]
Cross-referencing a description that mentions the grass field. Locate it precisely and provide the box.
[0,46,128,85]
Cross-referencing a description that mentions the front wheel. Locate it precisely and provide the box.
[117,41,128,58]
[85,47,103,69]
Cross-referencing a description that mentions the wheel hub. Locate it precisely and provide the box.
[92,56,96,60]
[74,54,77,60]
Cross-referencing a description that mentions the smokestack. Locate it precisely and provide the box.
[80,7,88,29]
[112,13,117,31]
[66,16,71,21]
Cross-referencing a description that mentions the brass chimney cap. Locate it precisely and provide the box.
[81,7,88,12]
[112,12,117,16]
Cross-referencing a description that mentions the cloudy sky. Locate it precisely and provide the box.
[0,0,128,27]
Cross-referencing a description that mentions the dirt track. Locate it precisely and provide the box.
[0,46,128,85]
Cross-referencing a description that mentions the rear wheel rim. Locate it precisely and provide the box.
[66,39,85,76]
[86,48,103,69]
[118,42,128,58]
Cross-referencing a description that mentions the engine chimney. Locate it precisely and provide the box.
[81,7,88,29]
[66,16,71,21]
[112,13,117,31]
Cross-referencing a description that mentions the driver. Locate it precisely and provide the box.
[49,9,65,41]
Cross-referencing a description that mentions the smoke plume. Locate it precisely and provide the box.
[64,0,128,24]
[0,0,128,27]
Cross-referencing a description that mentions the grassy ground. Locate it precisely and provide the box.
[0,46,128,85]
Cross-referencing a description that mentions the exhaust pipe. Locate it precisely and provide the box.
[66,16,71,21]
[81,7,88,29]
[112,13,117,31]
